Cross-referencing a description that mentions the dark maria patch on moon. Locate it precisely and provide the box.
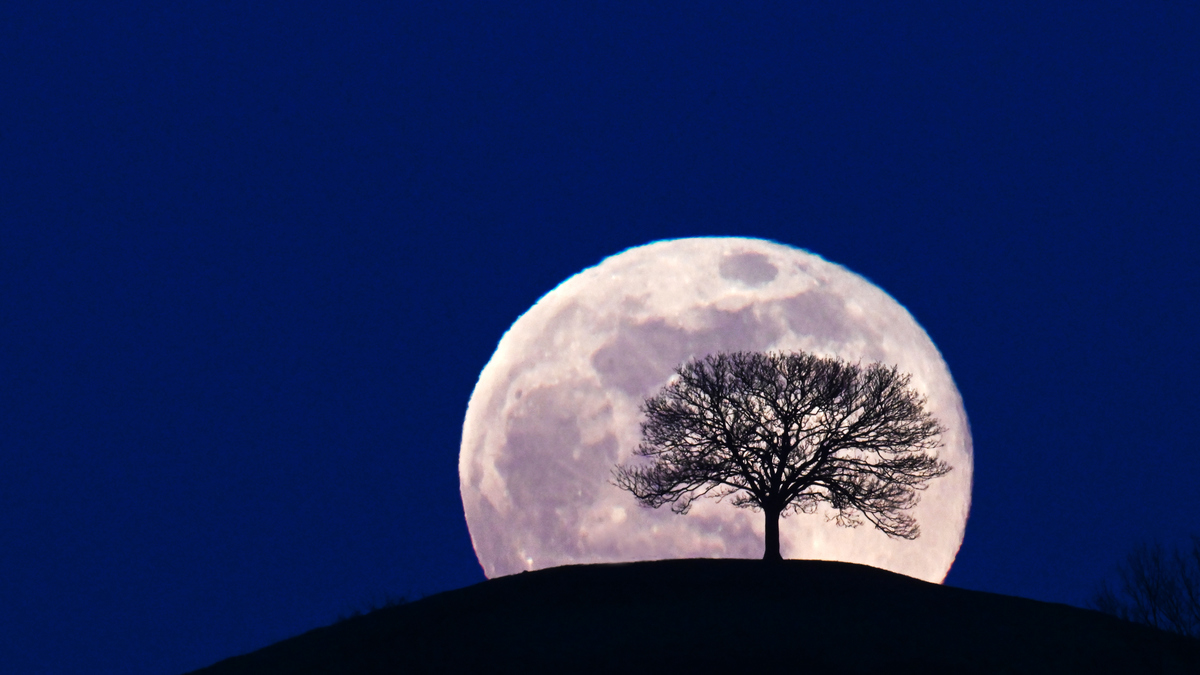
[590,305,785,398]
[494,385,618,565]
[719,252,778,286]
[780,290,885,360]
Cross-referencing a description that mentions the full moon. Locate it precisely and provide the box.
[460,238,972,582]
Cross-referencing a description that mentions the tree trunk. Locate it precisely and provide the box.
[763,506,782,561]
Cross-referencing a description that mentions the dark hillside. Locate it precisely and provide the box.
[189,559,1200,674]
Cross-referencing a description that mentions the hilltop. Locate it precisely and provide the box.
[189,559,1200,674]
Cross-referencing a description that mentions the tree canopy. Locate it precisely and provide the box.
[1090,537,1200,638]
[613,351,951,560]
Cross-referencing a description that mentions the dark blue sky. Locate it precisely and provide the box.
[3,2,1198,673]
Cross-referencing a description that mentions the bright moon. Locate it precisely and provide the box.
[460,238,972,582]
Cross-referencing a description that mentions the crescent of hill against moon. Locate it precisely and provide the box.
[460,238,972,582]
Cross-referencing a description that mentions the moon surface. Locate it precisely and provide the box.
[460,238,972,582]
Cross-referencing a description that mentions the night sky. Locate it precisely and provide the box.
[3,3,1199,674]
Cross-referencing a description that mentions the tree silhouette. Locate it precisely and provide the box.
[1090,537,1200,638]
[613,351,951,561]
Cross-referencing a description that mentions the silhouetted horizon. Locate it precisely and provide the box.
[189,559,1200,674]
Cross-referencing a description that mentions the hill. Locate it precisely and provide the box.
[188,559,1200,674]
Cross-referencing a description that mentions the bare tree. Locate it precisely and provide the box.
[613,351,952,561]
[1090,537,1200,638]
